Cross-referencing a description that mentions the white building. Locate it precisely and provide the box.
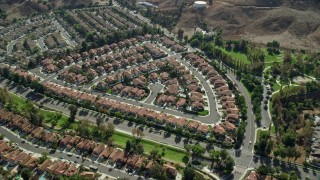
[193,1,207,9]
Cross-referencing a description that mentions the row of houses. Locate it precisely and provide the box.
[0,140,96,179]
[111,83,147,100]
[40,36,161,74]
[144,43,167,59]
[0,109,178,178]
[41,82,238,138]
[9,67,40,83]
[184,53,240,125]
[59,134,178,178]
[159,36,187,52]
[1,17,53,56]
[55,43,160,85]
[245,170,278,180]
[96,60,164,90]
[155,57,206,112]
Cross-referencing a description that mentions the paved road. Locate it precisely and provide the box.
[82,58,164,90]
[144,83,163,104]
[1,69,319,180]
[0,126,138,180]
[52,19,77,47]
[260,83,272,129]
[37,36,48,51]
[0,78,202,151]
[7,35,25,54]
[157,45,221,124]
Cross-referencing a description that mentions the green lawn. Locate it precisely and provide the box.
[9,93,72,129]
[198,110,209,116]
[106,89,112,94]
[40,109,70,128]
[271,81,281,92]
[10,92,27,112]
[8,92,188,163]
[218,47,251,64]
[270,125,276,134]
[262,49,284,65]
[113,131,188,163]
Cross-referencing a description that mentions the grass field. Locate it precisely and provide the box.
[9,92,188,163]
[271,81,281,92]
[219,47,251,64]
[9,92,71,129]
[113,131,188,163]
[262,49,284,65]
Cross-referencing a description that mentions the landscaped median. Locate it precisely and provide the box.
[0,108,182,179]
[8,92,74,129]
[113,131,188,163]
[6,89,188,164]
[197,110,209,116]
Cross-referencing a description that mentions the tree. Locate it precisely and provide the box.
[184,35,188,43]
[190,39,200,48]
[68,105,78,123]
[177,28,184,41]
[108,0,113,6]
[21,168,32,180]
[132,127,137,137]
[0,8,7,20]
[125,139,144,155]
[125,140,133,153]
[183,165,195,180]
[104,122,115,138]
[51,119,57,128]
[282,131,296,147]
[150,162,168,180]
[256,165,275,175]
[209,150,220,168]
[191,144,205,160]
[224,156,235,174]
[96,116,104,127]
[283,52,293,63]
[184,144,192,155]
[77,120,91,137]
[136,128,144,138]
[150,149,161,161]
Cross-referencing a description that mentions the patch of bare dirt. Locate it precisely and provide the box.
[154,0,320,52]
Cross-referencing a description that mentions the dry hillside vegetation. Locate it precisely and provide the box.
[1,0,320,51]
[0,0,103,20]
[149,0,320,51]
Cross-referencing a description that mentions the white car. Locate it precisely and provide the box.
[249,141,252,144]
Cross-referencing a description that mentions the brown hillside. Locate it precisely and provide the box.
[1,0,319,51]
[150,0,320,51]
[0,0,100,20]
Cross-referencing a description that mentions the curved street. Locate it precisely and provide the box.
[1,75,319,179]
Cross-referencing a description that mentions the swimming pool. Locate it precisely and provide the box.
[39,173,47,180]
